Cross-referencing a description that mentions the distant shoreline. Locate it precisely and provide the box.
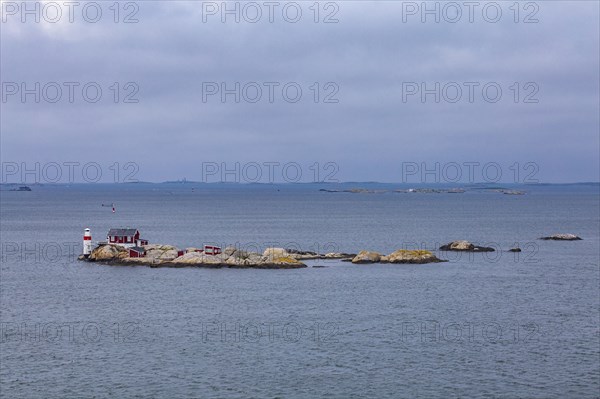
[1,181,598,186]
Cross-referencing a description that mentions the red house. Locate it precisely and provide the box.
[128,246,146,258]
[107,228,148,248]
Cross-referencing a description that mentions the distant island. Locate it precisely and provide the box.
[80,244,450,269]
[79,228,583,270]
[319,187,526,195]
[9,186,32,191]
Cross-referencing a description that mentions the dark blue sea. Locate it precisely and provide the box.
[1,183,599,398]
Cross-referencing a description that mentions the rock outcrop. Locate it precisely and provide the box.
[439,241,495,252]
[260,248,306,267]
[284,248,319,259]
[171,252,224,265]
[145,244,178,251]
[85,244,445,268]
[383,249,444,264]
[84,244,306,269]
[262,247,290,260]
[540,234,582,241]
[88,244,128,261]
[351,250,382,264]
[352,249,445,264]
[324,252,356,259]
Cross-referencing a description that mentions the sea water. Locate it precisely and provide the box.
[1,183,598,398]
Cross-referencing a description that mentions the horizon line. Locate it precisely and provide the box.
[1,181,599,185]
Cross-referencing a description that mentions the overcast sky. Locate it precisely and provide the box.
[1,1,599,183]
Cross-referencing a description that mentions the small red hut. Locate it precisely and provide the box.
[203,245,221,255]
[128,246,146,258]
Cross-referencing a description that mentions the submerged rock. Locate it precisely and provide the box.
[540,234,582,241]
[439,241,495,252]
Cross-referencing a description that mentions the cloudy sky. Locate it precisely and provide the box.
[1,1,599,183]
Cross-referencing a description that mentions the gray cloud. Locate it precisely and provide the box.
[1,1,598,182]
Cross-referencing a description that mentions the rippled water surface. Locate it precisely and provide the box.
[1,183,599,398]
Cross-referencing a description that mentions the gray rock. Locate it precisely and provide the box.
[324,252,356,259]
[262,248,290,260]
[245,253,263,265]
[351,251,381,264]
[285,248,318,256]
[385,249,444,264]
[439,241,495,252]
[260,248,305,267]
[158,249,179,261]
[223,246,237,257]
[88,244,128,261]
[540,234,582,241]
[171,252,223,265]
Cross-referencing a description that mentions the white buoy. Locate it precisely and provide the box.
[83,228,92,257]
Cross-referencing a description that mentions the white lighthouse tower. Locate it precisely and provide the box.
[83,228,92,257]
